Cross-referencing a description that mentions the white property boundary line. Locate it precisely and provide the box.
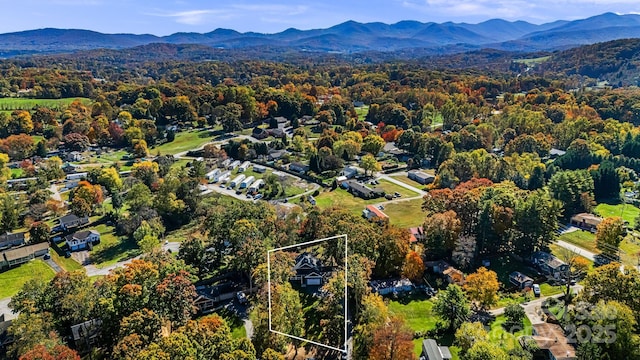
[267,234,348,354]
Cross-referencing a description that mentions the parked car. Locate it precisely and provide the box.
[394,192,401,197]
[236,291,248,305]
[64,251,71,258]
[43,253,51,260]
[254,194,264,200]
[532,284,541,297]
[378,205,385,210]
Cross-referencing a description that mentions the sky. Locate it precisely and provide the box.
[2,0,640,36]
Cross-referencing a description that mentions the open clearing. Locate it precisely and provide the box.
[0,259,56,298]
[0,97,91,111]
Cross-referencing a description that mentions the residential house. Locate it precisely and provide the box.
[353,101,365,108]
[194,282,241,313]
[272,116,289,129]
[370,278,413,296]
[529,251,569,279]
[289,162,309,174]
[240,176,255,189]
[420,339,453,360]
[408,170,435,185]
[549,148,567,159]
[290,253,332,287]
[66,151,84,162]
[66,172,88,181]
[58,214,90,231]
[569,213,603,232]
[443,267,465,285]
[228,160,241,170]
[71,319,102,351]
[238,161,252,172]
[221,158,233,169]
[388,148,413,162]
[520,323,576,360]
[62,162,81,174]
[253,165,267,173]
[425,260,451,274]
[362,205,389,222]
[65,230,100,251]
[340,166,359,179]
[268,149,288,161]
[409,227,425,244]
[343,180,384,200]
[252,127,269,140]
[0,232,25,251]
[205,168,221,181]
[6,177,38,190]
[509,271,534,289]
[268,128,285,138]
[0,242,49,269]
[230,175,246,188]
[335,176,348,186]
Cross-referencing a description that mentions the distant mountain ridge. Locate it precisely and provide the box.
[2,12,640,57]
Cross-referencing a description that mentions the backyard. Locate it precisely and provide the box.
[594,202,640,227]
[387,295,442,356]
[0,260,56,298]
[558,230,598,253]
[90,223,140,268]
[383,199,425,228]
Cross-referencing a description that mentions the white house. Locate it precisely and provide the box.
[228,160,241,170]
[205,169,220,181]
[238,161,252,173]
[66,230,100,252]
[249,179,265,193]
[230,174,246,188]
[66,151,84,162]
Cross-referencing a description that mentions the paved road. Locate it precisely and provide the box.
[84,241,180,277]
[489,284,583,320]
[555,240,596,261]
[0,298,16,320]
[243,319,254,339]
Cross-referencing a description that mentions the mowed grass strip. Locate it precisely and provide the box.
[595,203,640,228]
[0,259,56,298]
[153,129,216,155]
[558,230,599,254]
[0,97,91,111]
[383,199,425,228]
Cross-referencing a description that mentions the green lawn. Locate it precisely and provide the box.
[89,150,130,164]
[388,295,439,356]
[315,188,381,216]
[548,244,593,269]
[374,179,421,198]
[355,105,369,121]
[488,314,532,350]
[558,231,598,253]
[90,223,140,268]
[10,168,24,179]
[620,236,640,267]
[51,251,84,272]
[595,203,640,227]
[383,199,425,228]
[217,308,247,340]
[0,97,91,111]
[152,129,216,155]
[0,260,56,298]
[512,56,551,65]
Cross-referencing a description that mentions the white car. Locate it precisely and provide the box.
[532,284,541,297]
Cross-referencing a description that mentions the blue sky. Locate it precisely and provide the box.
[3,0,640,35]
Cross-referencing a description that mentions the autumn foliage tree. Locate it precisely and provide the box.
[19,344,80,360]
[596,216,625,253]
[368,317,417,360]
[401,251,425,282]
[464,267,500,310]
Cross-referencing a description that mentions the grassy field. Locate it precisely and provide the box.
[315,188,382,216]
[595,203,640,227]
[558,231,598,253]
[90,223,140,268]
[355,105,369,121]
[383,199,425,228]
[388,295,440,356]
[152,129,216,155]
[51,251,84,272]
[0,97,91,111]
[217,308,247,340]
[487,314,533,350]
[375,179,421,198]
[0,260,56,298]
[548,244,593,269]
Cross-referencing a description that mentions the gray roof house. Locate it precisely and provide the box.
[0,232,25,251]
[420,339,452,360]
[59,214,90,231]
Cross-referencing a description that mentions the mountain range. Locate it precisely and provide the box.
[2,12,640,57]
